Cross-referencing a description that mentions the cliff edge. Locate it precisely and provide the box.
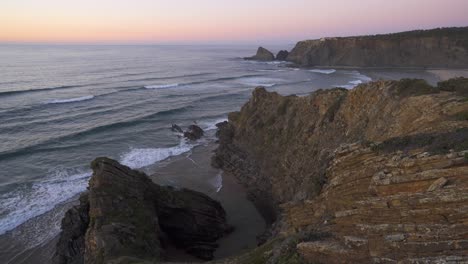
[213,78,468,263]
[286,27,468,68]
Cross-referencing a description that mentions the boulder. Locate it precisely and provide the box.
[184,125,204,140]
[276,50,289,61]
[244,47,275,61]
[55,157,232,263]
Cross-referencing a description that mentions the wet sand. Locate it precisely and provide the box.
[149,143,266,261]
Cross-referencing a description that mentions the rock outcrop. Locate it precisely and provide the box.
[184,124,204,140]
[213,78,468,262]
[244,47,275,61]
[54,158,232,264]
[275,50,289,61]
[286,27,468,68]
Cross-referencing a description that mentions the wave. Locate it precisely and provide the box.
[120,140,194,169]
[46,95,95,104]
[145,83,179,89]
[0,85,80,97]
[124,72,212,83]
[0,169,91,235]
[0,138,197,235]
[336,71,372,89]
[236,77,282,87]
[199,117,228,131]
[0,105,194,161]
[309,69,336,74]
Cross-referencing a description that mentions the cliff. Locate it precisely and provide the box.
[286,27,468,68]
[213,78,468,263]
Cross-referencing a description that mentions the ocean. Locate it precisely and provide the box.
[0,44,440,262]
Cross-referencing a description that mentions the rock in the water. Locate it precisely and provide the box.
[55,157,232,263]
[244,47,275,61]
[276,50,289,61]
[171,124,183,133]
[184,124,204,140]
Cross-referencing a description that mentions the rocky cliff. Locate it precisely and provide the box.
[286,27,468,68]
[54,158,232,264]
[213,78,468,263]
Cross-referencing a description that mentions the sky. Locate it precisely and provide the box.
[1,0,468,44]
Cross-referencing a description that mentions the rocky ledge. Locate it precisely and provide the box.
[54,158,233,264]
[213,77,468,263]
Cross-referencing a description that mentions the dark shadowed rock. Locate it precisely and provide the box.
[184,125,204,140]
[84,157,163,264]
[276,50,289,61]
[244,47,275,61]
[171,124,183,133]
[156,186,234,260]
[55,157,232,263]
[53,194,89,264]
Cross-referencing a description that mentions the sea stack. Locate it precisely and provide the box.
[245,46,275,61]
[275,50,289,61]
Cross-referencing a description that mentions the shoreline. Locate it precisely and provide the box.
[0,142,266,263]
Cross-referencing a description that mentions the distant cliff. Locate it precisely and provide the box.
[213,78,468,263]
[287,27,468,68]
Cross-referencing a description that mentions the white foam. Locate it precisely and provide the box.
[309,69,336,74]
[200,117,228,131]
[145,83,179,89]
[336,84,355,89]
[236,77,282,87]
[0,169,91,235]
[209,171,223,192]
[120,140,194,169]
[47,95,94,104]
[336,71,372,89]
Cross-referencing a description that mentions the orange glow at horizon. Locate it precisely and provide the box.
[2,0,468,43]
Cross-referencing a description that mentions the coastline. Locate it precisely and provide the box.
[0,142,266,263]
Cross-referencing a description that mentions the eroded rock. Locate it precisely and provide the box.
[184,124,204,140]
[55,157,232,263]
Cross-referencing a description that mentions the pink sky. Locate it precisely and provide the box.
[1,0,468,44]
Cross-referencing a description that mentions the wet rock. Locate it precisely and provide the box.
[276,50,289,61]
[53,194,89,264]
[171,124,183,133]
[184,124,204,140]
[244,47,275,61]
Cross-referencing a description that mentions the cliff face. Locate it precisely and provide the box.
[213,78,468,262]
[286,27,468,68]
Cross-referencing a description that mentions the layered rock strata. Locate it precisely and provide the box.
[213,78,468,263]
